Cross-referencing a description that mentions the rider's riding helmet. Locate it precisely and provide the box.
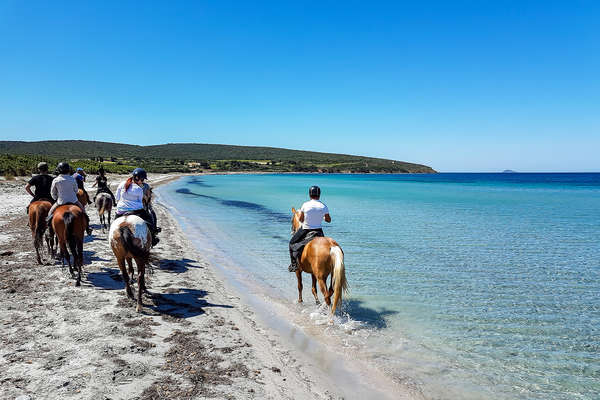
[98,166,105,175]
[57,162,70,174]
[309,185,321,198]
[132,168,148,181]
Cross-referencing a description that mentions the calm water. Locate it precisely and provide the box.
[157,173,600,400]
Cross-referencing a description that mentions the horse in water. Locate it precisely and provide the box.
[77,189,89,209]
[109,215,152,312]
[28,200,53,264]
[52,204,87,286]
[291,207,348,316]
[95,192,113,232]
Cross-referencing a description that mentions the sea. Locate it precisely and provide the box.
[156,173,600,400]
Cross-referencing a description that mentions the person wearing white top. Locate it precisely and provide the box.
[46,162,92,235]
[115,168,160,246]
[288,185,331,272]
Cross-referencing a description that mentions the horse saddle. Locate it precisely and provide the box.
[291,230,324,260]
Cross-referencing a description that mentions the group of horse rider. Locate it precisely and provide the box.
[25,162,160,246]
[27,160,332,271]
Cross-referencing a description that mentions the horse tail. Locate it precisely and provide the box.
[34,210,47,248]
[98,198,106,216]
[330,246,348,315]
[63,211,78,262]
[119,225,147,259]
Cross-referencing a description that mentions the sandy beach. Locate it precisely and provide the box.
[0,174,416,400]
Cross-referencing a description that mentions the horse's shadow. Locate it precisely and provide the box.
[155,258,203,274]
[343,299,398,329]
[83,250,111,263]
[86,267,125,290]
[146,288,233,318]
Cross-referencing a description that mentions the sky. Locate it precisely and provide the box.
[1,1,598,172]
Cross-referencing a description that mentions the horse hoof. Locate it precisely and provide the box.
[75,281,81,287]
[136,304,142,312]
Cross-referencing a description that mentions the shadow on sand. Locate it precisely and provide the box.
[157,258,203,274]
[86,265,232,319]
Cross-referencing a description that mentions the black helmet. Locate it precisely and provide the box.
[132,167,147,180]
[98,166,105,175]
[309,185,321,198]
[57,162,70,174]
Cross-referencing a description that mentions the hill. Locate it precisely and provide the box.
[0,140,436,175]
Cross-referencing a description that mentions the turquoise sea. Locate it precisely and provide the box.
[157,173,600,400]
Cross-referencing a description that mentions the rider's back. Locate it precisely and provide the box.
[29,174,54,200]
[51,175,78,205]
[300,199,329,229]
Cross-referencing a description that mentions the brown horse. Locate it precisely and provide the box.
[95,192,113,232]
[52,204,87,286]
[109,215,151,312]
[291,208,348,316]
[28,200,53,264]
[77,189,89,209]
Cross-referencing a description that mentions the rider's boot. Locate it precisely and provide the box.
[288,259,299,272]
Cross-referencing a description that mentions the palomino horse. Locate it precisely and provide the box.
[109,215,152,312]
[77,189,89,209]
[95,192,113,232]
[52,204,87,286]
[291,208,348,316]
[28,200,53,264]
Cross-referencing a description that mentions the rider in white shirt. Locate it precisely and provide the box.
[288,185,331,272]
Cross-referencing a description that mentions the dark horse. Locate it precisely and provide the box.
[291,207,348,316]
[52,204,87,286]
[28,200,53,264]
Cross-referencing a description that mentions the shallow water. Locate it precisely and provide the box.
[157,173,600,400]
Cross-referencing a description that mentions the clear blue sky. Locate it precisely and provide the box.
[1,1,598,172]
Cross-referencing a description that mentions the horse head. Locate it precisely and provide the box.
[142,184,153,210]
[291,207,301,234]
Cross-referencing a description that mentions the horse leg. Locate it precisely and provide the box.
[311,274,320,304]
[135,257,146,312]
[127,258,135,284]
[318,278,331,307]
[296,270,303,303]
[117,256,134,299]
[75,239,83,287]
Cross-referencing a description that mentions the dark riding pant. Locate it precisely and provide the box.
[94,187,116,205]
[289,228,324,266]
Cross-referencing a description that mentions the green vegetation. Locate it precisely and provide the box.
[0,140,436,176]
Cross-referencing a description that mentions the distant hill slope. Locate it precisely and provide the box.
[0,140,436,174]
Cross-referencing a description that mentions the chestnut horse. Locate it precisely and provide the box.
[109,215,151,312]
[52,204,87,286]
[28,200,53,264]
[95,192,113,232]
[291,207,348,316]
[77,189,89,209]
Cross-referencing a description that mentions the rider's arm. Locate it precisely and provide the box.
[51,180,58,200]
[25,183,34,197]
[324,213,331,223]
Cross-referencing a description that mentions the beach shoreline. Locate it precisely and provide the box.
[0,173,417,399]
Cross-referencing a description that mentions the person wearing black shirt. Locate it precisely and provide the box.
[25,162,55,214]
[92,166,116,206]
